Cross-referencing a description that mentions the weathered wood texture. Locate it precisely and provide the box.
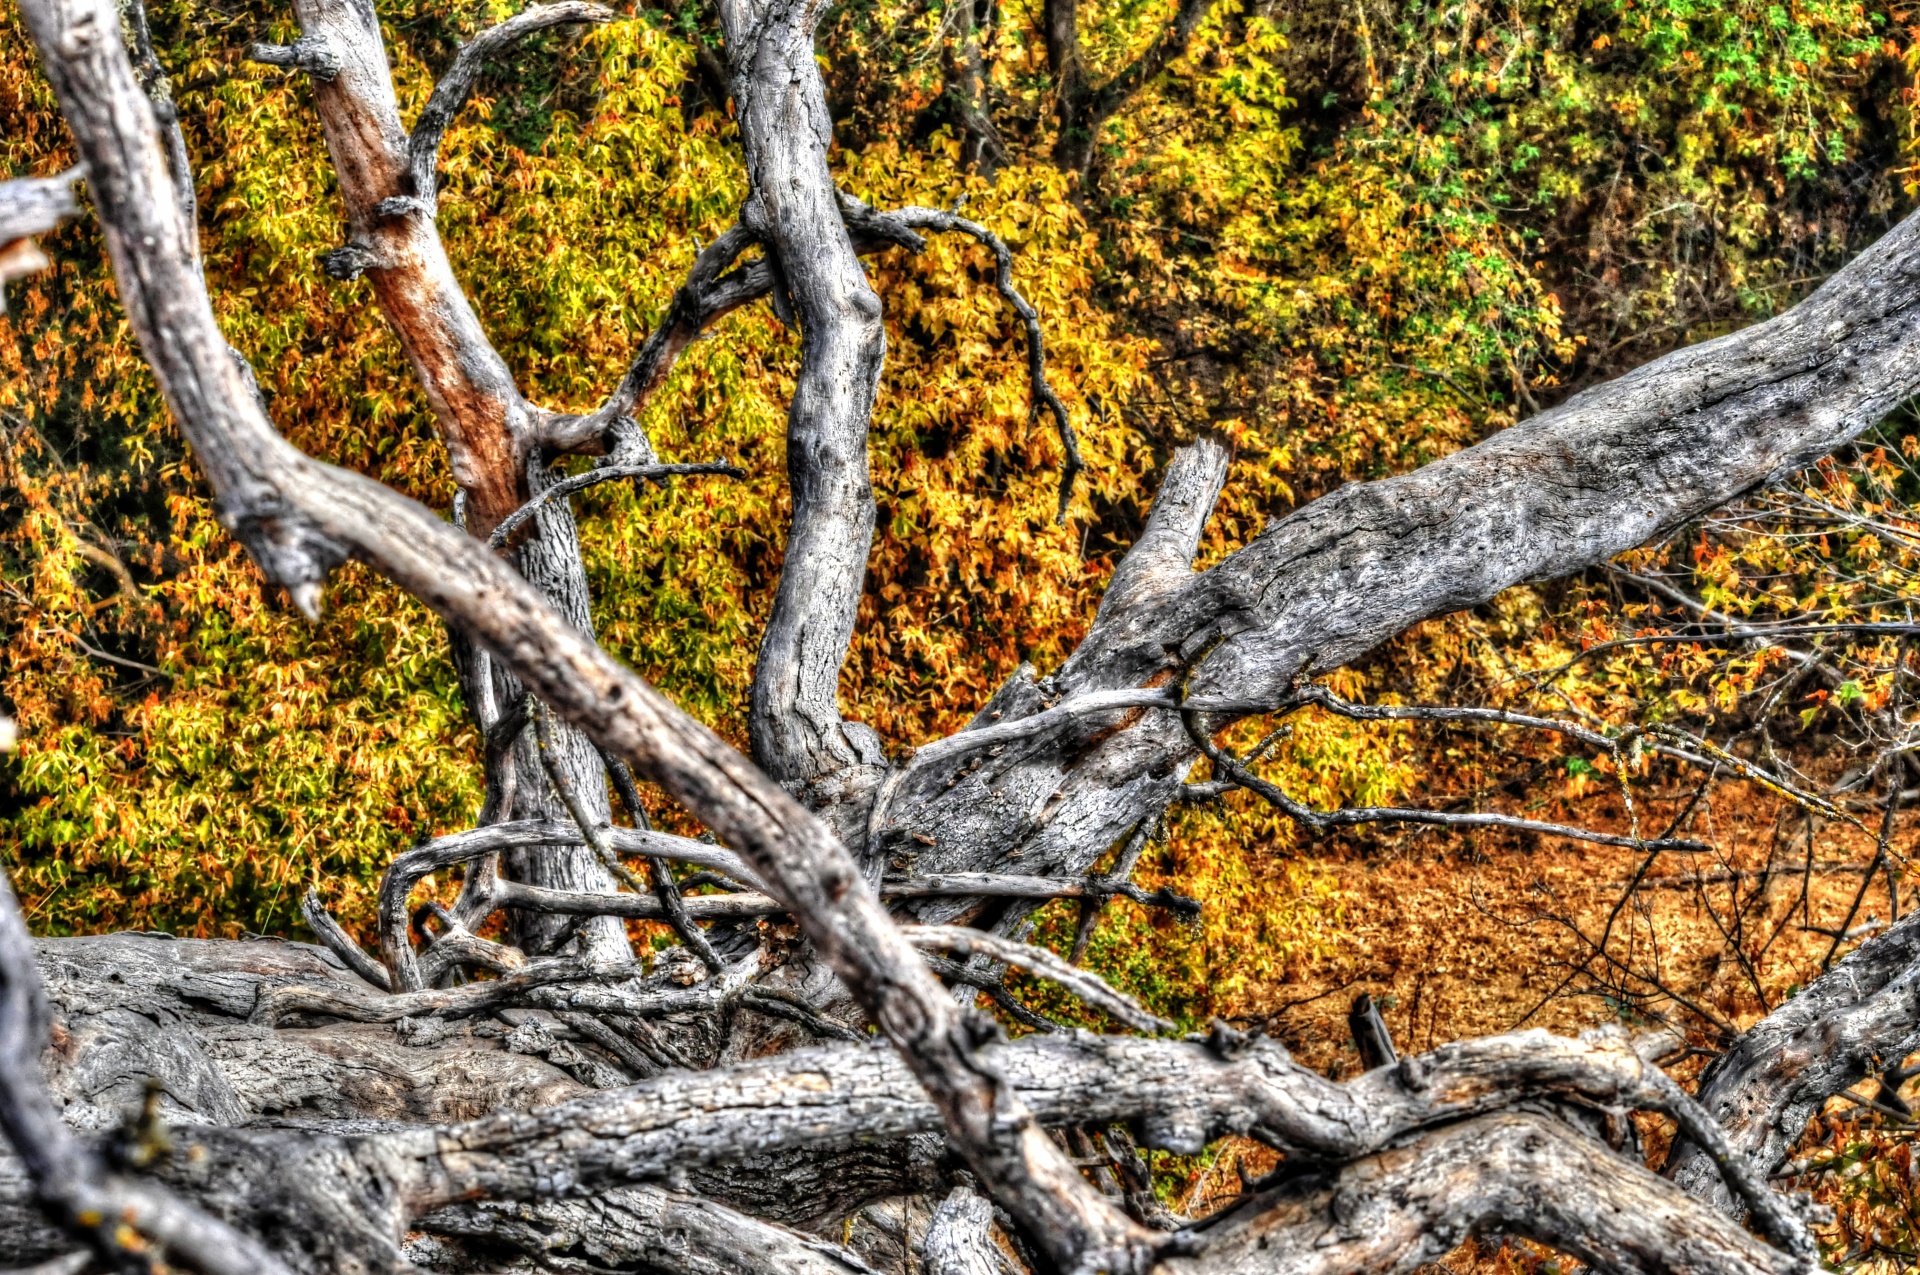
[18,0,1920,1264]
[877,193,1920,916]
[0,934,1822,1274]
[276,0,629,959]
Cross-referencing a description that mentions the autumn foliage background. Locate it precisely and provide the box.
[7,0,1920,1239]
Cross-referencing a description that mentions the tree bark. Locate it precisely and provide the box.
[282,0,629,960]
[722,0,889,798]
[1665,903,1920,1211]
[879,200,1920,915]
[18,0,1920,1266]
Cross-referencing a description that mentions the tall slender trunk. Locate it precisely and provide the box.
[498,458,625,959]
[288,0,629,960]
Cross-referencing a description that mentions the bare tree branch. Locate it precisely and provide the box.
[533,225,768,456]
[486,459,743,550]
[1165,1112,1810,1275]
[846,197,1085,521]
[0,167,82,311]
[901,925,1175,1033]
[299,888,392,991]
[405,3,615,211]
[1180,709,1713,853]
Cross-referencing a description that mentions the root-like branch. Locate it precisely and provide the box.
[300,888,392,991]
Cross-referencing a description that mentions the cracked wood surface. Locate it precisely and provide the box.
[15,2,1147,1264]
[0,933,1822,1275]
[19,0,1920,1263]
[1666,902,1920,1212]
[878,196,1920,911]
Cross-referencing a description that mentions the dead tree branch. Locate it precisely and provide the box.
[1180,709,1712,853]
[0,167,82,310]
[405,3,615,211]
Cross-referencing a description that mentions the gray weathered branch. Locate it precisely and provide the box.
[1164,1112,1809,1275]
[0,869,297,1275]
[883,191,1920,922]
[405,3,615,210]
[1667,901,1920,1213]
[0,167,82,312]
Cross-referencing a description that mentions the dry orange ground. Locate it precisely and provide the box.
[1264,780,1904,1071]
[1164,779,1920,1244]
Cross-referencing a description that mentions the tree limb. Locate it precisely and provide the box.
[1166,1112,1810,1275]
[405,3,615,211]
[0,167,82,311]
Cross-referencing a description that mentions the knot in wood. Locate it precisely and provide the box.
[320,242,380,281]
[1204,1017,1254,1061]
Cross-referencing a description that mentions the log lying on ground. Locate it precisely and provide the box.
[0,929,1826,1275]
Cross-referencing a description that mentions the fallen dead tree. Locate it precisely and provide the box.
[9,0,1920,1266]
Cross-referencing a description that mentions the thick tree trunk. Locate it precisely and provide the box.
[285,0,628,960]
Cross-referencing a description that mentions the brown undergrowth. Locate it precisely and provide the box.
[1142,777,1920,1254]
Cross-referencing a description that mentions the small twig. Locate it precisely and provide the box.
[901,925,1174,1033]
[406,3,615,208]
[1180,709,1711,853]
[488,460,742,550]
